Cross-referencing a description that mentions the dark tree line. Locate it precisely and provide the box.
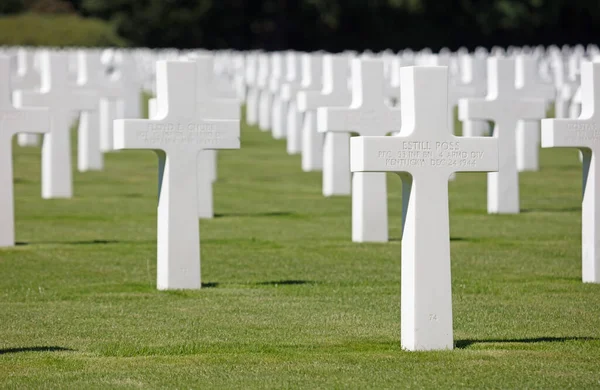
[2,0,600,50]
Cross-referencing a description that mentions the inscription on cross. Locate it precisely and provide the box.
[317,58,401,242]
[351,66,498,351]
[0,56,49,247]
[113,60,240,290]
[542,61,600,283]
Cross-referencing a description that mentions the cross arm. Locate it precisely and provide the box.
[13,90,48,108]
[114,119,161,150]
[297,90,324,112]
[0,107,49,136]
[450,136,499,173]
[280,83,299,102]
[516,98,547,121]
[316,106,352,134]
[541,118,597,149]
[350,136,404,173]
[458,97,496,122]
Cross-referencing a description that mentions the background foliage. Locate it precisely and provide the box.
[0,0,600,49]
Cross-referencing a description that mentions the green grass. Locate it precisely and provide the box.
[1,108,599,388]
[0,13,127,47]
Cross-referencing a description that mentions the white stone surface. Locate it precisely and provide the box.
[459,58,546,214]
[0,56,49,247]
[515,55,554,172]
[281,52,304,154]
[194,54,240,219]
[318,58,401,242]
[541,61,600,283]
[245,52,259,126]
[298,54,352,196]
[298,53,324,172]
[16,51,97,199]
[12,49,41,147]
[257,53,272,131]
[113,60,240,290]
[351,66,498,351]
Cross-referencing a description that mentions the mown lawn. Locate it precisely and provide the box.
[1,109,599,388]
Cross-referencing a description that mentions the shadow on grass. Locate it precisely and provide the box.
[0,346,73,355]
[390,237,470,242]
[455,336,598,349]
[16,239,151,246]
[521,207,581,213]
[214,211,295,218]
[255,280,317,286]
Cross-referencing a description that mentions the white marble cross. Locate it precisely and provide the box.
[299,53,324,172]
[0,56,49,247]
[194,54,240,219]
[12,49,41,147]
[318,58,400,242]
[351,66,498,351]
[269,52,287,139]
[515,55,554,172]
[244,52,259,126]
[298,54,352,196]
[542,61,600,283]
[459,58,546,214]
[76,50,123,172]
[116,52,143,119]
[16,51,97,199]
[114,60,240,290]
[281,52,304,154]
[455,54,488,138]
[257,53,272,131]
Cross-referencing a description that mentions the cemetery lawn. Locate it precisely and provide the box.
[1,110,600,389]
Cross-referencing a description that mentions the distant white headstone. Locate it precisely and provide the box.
[245,52,259,126]
[269,52,287,139]
[318,58,400,242]
[298,54,352,196]
[194,54,240,219]
[281,52,304,154]
[351,66,498,351]
[257,53,272,131]
[12,49,41,147]
[541,61,600,283]
[0,56,49,247]
[459,58,546,214]
[515,55,554,172]
[16,51,97,199]
[114,60,240,290]
[299,53,324,172]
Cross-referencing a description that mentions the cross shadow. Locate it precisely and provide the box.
[214,211,295,218]
[521,207,581,213]
[16,240,122,246]
[455,336,597,349]
[389,237,469,242]
[0,346,73,355]
[255,280,317,286]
